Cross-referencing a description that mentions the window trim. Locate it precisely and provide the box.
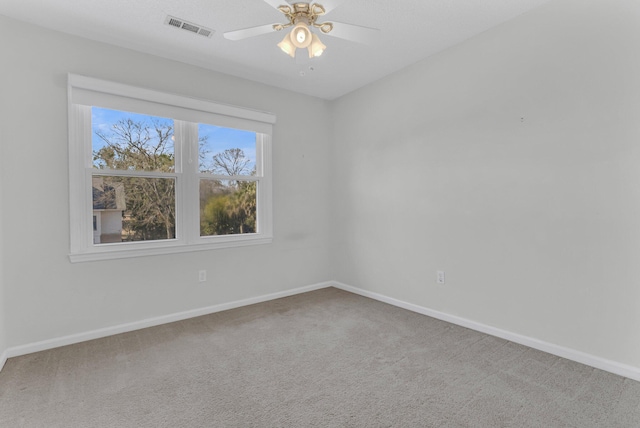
[68,74,275,263]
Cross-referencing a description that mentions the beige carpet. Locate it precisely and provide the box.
[1,287,639,427]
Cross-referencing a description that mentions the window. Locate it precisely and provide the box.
[68,74,275,262]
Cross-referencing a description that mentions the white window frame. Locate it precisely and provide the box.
[68,74,275,262]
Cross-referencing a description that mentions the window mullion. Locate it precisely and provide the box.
[88,169,178,179]
[177,121,200,244]
[197,174,260,182]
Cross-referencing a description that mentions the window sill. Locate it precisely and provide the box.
[69,236,273,263]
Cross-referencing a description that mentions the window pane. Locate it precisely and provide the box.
[92,107,174,172]
[92,175,176,243]
[200,179,257,236]
[198,124,256,176]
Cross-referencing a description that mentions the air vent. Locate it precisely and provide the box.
[164,15,214,38]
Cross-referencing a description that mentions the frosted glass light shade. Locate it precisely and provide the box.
[290,23,312,48]
[308,33,326,58]
[278,33,296,57]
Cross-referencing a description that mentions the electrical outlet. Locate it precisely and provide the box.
[437,271,445,284]
[198,270,207,282]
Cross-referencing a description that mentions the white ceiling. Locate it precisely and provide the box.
[0,0,552,100]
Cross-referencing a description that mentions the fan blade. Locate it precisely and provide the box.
[324,21,380,44]
[262,0,286,11]
[223,24,276,41]
[315,0,347,15]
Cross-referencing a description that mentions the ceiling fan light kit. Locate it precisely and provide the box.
[277,20,326,58]
[275,4,328,58]
[277,22,325,58]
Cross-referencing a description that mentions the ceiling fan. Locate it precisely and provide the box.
[223,0,380,59]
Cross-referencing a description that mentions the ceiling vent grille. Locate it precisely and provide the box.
[164,15,214,38]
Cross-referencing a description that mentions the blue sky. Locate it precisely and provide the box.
[92,107,256,171]
[198,124,256,173]
[92,107,173,151]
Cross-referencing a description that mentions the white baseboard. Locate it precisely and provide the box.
[3,280,639,383]
[330,281,640,382]
[2,281,333,364]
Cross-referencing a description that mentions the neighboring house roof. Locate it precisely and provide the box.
[92,177,126,210]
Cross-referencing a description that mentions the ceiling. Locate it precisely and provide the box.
[0,0,552,100]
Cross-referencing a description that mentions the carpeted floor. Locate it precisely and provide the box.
[1,287,639,427]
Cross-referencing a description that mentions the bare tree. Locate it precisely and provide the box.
[211,148,251,176]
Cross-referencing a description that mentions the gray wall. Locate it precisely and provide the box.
[330,0,640,369]
[0,15,332,348]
